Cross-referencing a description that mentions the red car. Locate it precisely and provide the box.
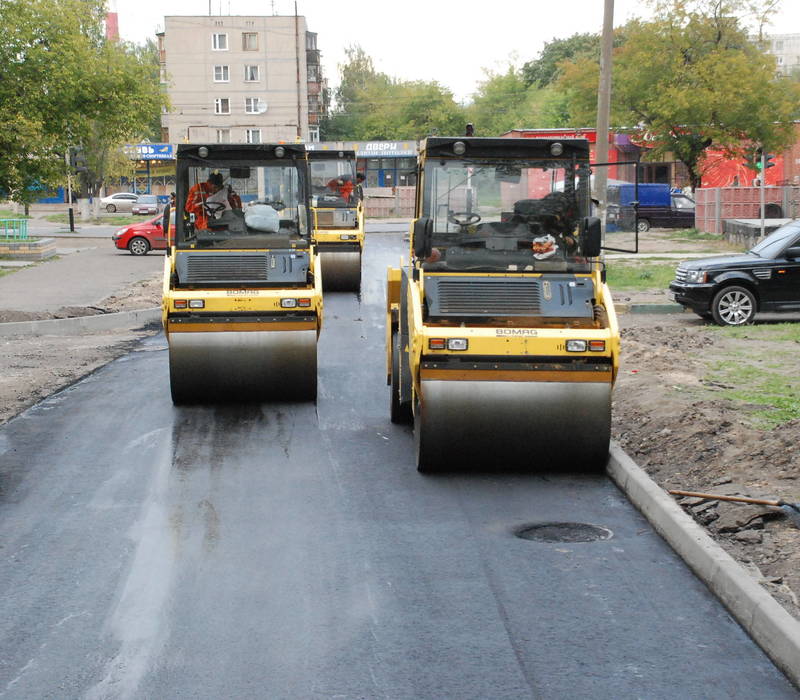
[112,212,172,255]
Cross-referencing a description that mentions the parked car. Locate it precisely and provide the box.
[100,192,138,213]
[131,194,161,215]
[112,211,172,255]
[608,183,695,232]
[669,220,800,325]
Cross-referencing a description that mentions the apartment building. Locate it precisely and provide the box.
[762,33,800,77]
[158,14,325,145]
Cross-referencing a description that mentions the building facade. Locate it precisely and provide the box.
[158,14,325,145]
[307,141,419,188]
[762,33,800,78]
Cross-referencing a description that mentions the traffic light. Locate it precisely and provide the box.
[68,146,88,173]
[745,146,761,172]
[752,147,776,172]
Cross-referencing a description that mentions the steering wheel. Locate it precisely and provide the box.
[203,201,226,215]
[448,211,481,227]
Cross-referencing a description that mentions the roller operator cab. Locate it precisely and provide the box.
[386,137,619,472]
[162,143,322,404]
[307,149,365,291]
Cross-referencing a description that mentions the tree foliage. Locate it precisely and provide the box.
[0,0,166,207]
[557,0,799,189]
[323,44,465,140]
[522,33,603,88]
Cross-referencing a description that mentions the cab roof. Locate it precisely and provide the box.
[176,143,307,161]
[420,136,590,160]
[305,149,356,160]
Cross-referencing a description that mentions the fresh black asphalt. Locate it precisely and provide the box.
[0,232,796,699]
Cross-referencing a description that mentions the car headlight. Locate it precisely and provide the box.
[685,269,707,284]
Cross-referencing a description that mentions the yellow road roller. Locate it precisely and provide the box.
[386,137,619,471]
[162,143,322,403]
[307,149,364,291]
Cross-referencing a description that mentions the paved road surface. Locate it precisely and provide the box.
[0,233,796,699]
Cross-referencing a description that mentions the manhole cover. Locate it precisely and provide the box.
[515,522,613,543]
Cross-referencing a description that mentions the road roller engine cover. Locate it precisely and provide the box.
[386,137,619,471]
[307,149,365,291]
[162,143,322,403]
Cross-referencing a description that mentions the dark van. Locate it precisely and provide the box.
[607,183,695,232]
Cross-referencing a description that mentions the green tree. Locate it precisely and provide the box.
[557,1,799,190]
[0,0,165,214]
[522,33,603,88]
[323,44,465,140]
[466,65,531,135]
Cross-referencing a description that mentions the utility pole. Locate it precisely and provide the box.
[760,149,766,239]
[294,2,302,140]
[594,0,614,240]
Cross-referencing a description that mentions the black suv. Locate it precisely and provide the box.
[669,220,800,325]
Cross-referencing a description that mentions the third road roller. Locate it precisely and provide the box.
[307,148,364,292]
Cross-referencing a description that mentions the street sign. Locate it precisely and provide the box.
[125,143,174,160]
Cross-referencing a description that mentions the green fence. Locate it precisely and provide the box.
[0,219,28,240]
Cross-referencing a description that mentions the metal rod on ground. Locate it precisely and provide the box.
[594,0,614,243]
[668,489,800,528]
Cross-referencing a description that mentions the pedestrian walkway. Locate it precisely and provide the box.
[0,239,162,313]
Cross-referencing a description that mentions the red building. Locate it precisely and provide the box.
[503,125,800,189]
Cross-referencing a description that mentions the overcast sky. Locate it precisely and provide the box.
[116,0,800,103]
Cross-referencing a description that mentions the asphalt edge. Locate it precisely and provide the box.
[0,307,161,337]
[607,442,800,688]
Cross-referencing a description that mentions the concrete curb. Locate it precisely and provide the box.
[0,307,161,337]
[607,443,800,688]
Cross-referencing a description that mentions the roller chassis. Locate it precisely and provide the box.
[312,202,365,292]
[163,143,323,404]
[387,136,621,472]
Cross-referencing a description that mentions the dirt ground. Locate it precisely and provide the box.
[1,230,799,622]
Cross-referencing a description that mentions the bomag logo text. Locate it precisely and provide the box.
[496,329,538,336]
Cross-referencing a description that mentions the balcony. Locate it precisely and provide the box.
[306,48,320,65]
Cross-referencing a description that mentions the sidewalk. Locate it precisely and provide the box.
[0,238,162,313]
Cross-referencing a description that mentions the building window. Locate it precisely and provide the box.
[308,126,320,142]
[212,33,228,51]
[214,98,230,114]
[306,33,317,50]
[216,129,231,144]
[159,66,167,84]
[245,97,266,114]
[242,32,258,51]
[308,95,320,113]
[246,129,261,144]
[307,65,319,82]
[775,40,784,51]
[244,65,260,82]
[213,65,229,82]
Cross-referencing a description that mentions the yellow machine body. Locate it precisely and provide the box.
[307,149,364,291]
[386,136,620,471]
[164,143,322,403]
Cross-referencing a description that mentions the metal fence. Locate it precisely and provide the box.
[695,186,800,234]
[0,219,28,240]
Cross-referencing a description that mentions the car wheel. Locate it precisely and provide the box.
[128,236,150,256]
[711,285,756,326]
[637,218,650,233]
[106,204,116,213]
